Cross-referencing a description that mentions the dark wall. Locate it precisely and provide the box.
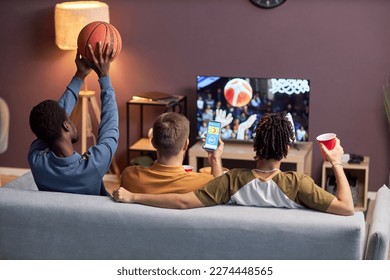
[0,0,389,190]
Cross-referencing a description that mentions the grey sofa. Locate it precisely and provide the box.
[0,172,389,260]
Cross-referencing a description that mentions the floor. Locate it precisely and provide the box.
[0,174,18,186]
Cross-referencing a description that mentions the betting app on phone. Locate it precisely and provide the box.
[203,121,221,151]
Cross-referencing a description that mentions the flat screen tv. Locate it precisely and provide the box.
[196,75,310,143]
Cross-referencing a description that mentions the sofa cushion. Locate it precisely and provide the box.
[365,185,390,260]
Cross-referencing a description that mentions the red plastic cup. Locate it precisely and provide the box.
[316,133,337,161]
[183,165,193,172]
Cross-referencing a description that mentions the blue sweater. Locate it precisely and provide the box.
[28,76,119,196]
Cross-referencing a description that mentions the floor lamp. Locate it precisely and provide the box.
[54,1,120,177]
[0,97,10,186]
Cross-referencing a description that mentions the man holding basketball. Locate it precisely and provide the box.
[28,42,118,196]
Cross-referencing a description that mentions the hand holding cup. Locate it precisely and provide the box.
[319,137,344,164]
[316,133,336,161]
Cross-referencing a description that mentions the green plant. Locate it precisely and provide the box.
[385,77,390,128]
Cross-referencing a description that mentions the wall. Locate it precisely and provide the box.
[0,0,389,190]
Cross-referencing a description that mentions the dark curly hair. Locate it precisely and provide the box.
[253,112,295,161]
[29,100,67,145]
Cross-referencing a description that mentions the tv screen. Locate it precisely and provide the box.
[196,75,310,142]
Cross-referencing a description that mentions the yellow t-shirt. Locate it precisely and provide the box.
[121,162,214,194]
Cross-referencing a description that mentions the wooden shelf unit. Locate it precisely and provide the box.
[126,96,187,165]
[188,141,313,176]
[321,156,370,211]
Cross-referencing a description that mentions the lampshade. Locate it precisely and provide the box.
[55,1,109,50]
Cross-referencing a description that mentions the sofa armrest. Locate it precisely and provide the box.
[365,185,390,260]
[2,171,38,191]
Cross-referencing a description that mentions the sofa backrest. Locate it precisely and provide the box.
[0,182,366,260]
[364,185,390,260]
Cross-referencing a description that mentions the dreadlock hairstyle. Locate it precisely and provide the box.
[253,112,295,161]
[29,100,68,146]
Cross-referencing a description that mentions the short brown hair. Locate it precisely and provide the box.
[152,112,190,157]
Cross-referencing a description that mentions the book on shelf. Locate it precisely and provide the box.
[131,92,181,104]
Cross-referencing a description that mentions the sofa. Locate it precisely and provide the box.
[0,171,389,260]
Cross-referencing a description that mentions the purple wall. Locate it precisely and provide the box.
[0,0,389,190]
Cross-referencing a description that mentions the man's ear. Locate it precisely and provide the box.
[183,138,189,151]
[62,120,70,131]
[151,137,157,149]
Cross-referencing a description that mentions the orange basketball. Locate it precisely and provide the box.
[224,78,253,107]
[77,21,122,62]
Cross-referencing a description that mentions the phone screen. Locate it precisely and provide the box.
[203,121,221,151]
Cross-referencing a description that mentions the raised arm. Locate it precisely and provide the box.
[112,187,205,209]
[322,138,355,216]
[237,114,257,140]
[205,138,224,177]
[86,42,119,176]
[58,53,92,115]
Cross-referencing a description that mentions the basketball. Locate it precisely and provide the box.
[224,78,253,107]
[77,21,122,62]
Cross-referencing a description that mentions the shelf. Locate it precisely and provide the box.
[126,95,187,165]
[321,156,369,211]
[129,138,155,152]
[188,141,313,176]
[128,94,186,106]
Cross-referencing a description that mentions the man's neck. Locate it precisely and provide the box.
[51,139,75,158]
[255,158,281,171]
[156,153,183,166]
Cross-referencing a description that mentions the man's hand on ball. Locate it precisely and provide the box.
[88,42,114,78]
[74,53,92,80]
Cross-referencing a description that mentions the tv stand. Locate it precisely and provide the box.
[188,141,313,176]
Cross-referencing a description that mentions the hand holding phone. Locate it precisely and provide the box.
[203,121,221,151]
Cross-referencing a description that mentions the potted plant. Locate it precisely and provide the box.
[384,77,390,187]
[385,77,390,129]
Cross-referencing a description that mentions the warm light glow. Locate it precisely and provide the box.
[55,1,109,50]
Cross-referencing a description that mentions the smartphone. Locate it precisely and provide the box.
[203,121,221,151]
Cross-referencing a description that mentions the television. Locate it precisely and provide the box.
[196,75,311,143]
